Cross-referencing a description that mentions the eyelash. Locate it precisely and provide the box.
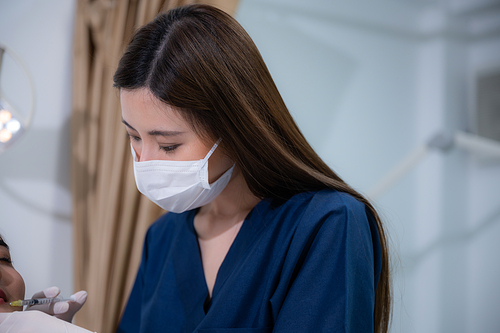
[126,133,141,142]
[160,144,180,154]
[0,257,12,264]
[127,133,180,154]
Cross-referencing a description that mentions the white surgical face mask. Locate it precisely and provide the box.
[131,139,234,213]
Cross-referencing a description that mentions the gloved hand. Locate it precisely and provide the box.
[0,310,95,333]
[25,286,87,323]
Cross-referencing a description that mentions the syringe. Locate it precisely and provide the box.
[10,296,76,307]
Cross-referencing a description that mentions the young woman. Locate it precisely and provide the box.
[115,4,391,333]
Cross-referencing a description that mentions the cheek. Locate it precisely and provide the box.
[0,267,25,312]
[208,149,234,183]
[11,269,25,300]
[3,267,25,299]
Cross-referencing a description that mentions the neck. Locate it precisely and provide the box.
[194,165,261,240]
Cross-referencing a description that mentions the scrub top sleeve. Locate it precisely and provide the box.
[116,227,151,333]
[273,201,377,333]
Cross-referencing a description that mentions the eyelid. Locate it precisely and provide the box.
[160,144,181,153]
[126,132,141,141]
[0,257,12,264]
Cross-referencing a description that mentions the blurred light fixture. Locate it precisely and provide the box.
[0,44,35,153]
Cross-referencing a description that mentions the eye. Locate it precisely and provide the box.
[160,144,180,154]
[0,256,12,265]
[126,132,141,142]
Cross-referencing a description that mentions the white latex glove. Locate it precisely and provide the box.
[0,311,95,333]
[25,286,87,323]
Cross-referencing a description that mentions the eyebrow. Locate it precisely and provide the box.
[121,119,184,137]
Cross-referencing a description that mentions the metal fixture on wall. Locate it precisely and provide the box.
[368,131,500,199]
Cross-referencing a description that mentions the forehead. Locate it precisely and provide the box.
[120,88,187,128]
[119,88,214,145]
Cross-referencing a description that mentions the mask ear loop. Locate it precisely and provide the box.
[204,138,222,160]
[200,138,223,189]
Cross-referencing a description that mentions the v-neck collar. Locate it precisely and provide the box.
[172,209,208,332]
[210,199,271,301]
[179,199,272,317]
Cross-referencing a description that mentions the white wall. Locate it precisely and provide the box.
[235,0,500,332]
[0,0,76,299]
[465,35,500,332]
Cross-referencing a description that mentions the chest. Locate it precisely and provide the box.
[139,216,294,332]
[136,202,315,332]
[197,221,243,297]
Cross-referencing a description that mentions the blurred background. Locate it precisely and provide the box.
[1,0,499,332]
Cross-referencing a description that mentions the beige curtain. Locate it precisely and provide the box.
[70,0,239,332]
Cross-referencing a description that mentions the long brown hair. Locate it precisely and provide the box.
[114,4,391,332]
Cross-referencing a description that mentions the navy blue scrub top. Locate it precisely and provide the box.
[117,190,382,333]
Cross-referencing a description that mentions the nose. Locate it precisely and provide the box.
[131,144,141,162]
[134,142,157,162]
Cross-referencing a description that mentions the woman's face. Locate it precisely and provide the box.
[0,238,25,312]
[120,88,233,182]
